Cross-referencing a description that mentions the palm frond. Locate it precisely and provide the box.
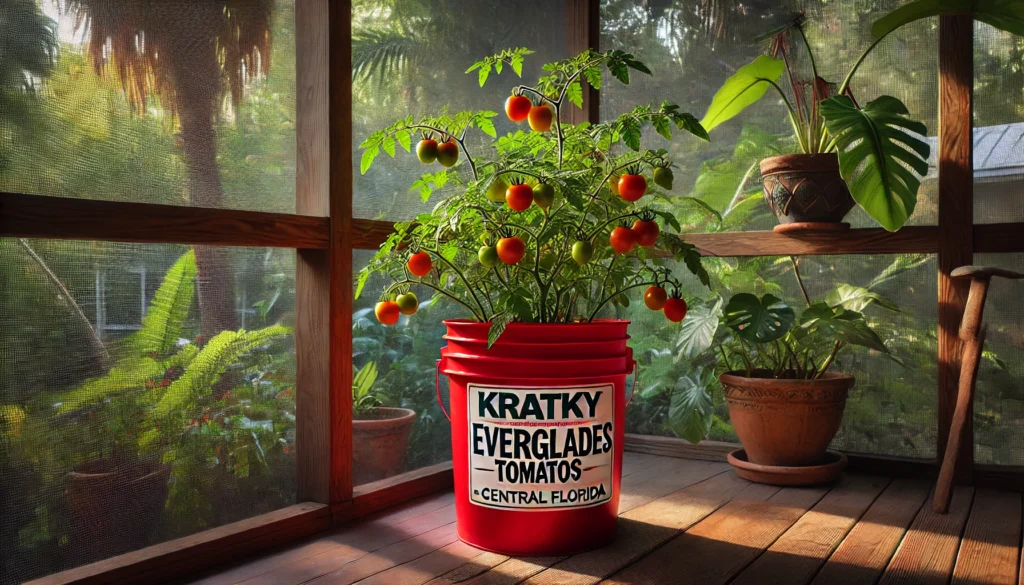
[352,29,425,83]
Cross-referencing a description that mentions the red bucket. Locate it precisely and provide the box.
[436,320,636,556]
[443,335,630,360]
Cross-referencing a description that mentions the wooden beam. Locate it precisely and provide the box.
[0,192,329,248]
[350,462,455,519]
[295,0,332,504]
[974,222,1024,253]
[937,14,974,479]
[686,227,939,257]
[624,434,736,462]
[24,503,331,585]
[329,0,355,506]
[565,0,600,125]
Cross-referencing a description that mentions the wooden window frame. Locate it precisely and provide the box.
[5,3,1022,584]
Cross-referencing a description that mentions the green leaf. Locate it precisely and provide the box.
[395,130,412,152]
[825,284,899,313]
[700,56,786,133]
[382,135,396,157]
[666,370,716,444]
[724,293,795,343]
[821,95,930,231]
[677,296,723,360]
[352,361,378,398]
[799,303,890,354]
[567,81,584,109]
[355,266,370,300]
[672,112,710,141]
[873,0,1024,39]
[620,118,642,151]
[487,312,514,348]
[582,67,602,90]
[676,197,723,224]
[360,146,379,175]
[653,116,672,140]
[132,250,197,355]
[474,114,497,138]
[478,62,491,87]
[510,53,524,77]
[983,349,1009,371]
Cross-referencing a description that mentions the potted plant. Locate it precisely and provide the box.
[351,360,417,485]
[357,48,709,555]
[56,251,292,553]
[672,273,900,485]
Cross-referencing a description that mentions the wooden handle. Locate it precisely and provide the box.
[951,265,1024,280]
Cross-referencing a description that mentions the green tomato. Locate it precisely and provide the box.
[486,178,508,203]
[416,139,438,164]
[572,240,594,265]
[478,245,499,268]
[653,167,674,190]
[396,292,419,315]
[533,183,555,210]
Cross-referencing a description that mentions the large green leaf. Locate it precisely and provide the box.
[700,56,786,133]
[821,95,931,232]
[723,293,795,343]
[666,369,716,445]
[873,0,1024,39]
[676,296,723,360]
[825,284,899,313]
[798,303,890,354]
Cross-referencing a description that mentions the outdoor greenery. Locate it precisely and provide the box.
[1,1,1024,583]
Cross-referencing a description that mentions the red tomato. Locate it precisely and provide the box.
[505,95,532,122]
[618,174,647,202]
[375,301,401,326]
[406,251,432,277]
[528,104,553,132]
[497,236,526,264]
[609,226,636,254]
[631,219,660,247]
[436,140,459,167]
[644,286,667,311]
[664,297,688,322]
[505,183,534,212]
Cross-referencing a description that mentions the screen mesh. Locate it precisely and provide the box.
[352,0,570,221]
[599,0,939,232]
[352,250,454,487]
[0,240,297,584]
[974,22,1024,224]
[972,254,1024,465]
[0,0,297,214]
[621,253,937,460]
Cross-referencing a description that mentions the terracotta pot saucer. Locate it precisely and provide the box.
[728,449,847,486]
[773,222,851,234]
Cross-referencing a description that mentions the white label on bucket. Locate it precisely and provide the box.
[467,383,614,510]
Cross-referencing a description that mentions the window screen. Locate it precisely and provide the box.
[352,0,571,221]
[599,0,939,232]
[622,253,937,460]
[0,0,298,214]
[0,240,297,583]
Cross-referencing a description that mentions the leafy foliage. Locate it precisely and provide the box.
[131,250,197,355]
[358,49,710,340]
[466,47,534,86]
[821,95,931,232]
[700,56,786,133]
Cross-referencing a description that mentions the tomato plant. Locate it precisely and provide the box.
[358,48,712,339]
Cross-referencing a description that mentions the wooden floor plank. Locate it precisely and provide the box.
[234,503,457,585]
[810,479,931,585]
[876,486,974,585]
[352,540,484,585]
[422,552,515,585]
[603,484,828,585]
[731,475,891,585]
[187,493,455,585]
[952,489,1021,585]
[516,469,752,585]
[621,453,665,478]
[314,522,459,585]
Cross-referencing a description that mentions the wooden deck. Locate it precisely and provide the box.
[183,453,1023,585]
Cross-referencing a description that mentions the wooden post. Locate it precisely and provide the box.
[936,14,974,480]
[565,0,600,125]
[328,0,355,509]
[295,0,332,504]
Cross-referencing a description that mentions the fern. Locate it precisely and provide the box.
[55,356,163,414]
[151,325,291,418]
[131,250,197,356]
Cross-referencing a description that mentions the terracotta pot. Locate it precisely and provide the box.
[353,407,416,485]
[760,154,855,225]
[720,371,854,467]
[68,458,170,560]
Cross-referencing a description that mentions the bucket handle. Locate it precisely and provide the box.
[626,355,639,407]
[435,358,451,421]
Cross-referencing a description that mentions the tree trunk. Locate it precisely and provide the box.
[161,5,239,339]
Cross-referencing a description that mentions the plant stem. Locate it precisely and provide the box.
[404,124,478,180]
[838,32,891,96]
[586,278,660,322]
[421,247,488,319]
[387,279,483,321]
[815,341,845,378]
[790,256,812,307]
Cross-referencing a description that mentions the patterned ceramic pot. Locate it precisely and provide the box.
[760,153,855,225]
[720,371,854,467]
